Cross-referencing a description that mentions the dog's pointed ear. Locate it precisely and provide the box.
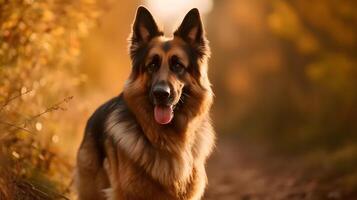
[174,8,205,45]
[131,6,161,45]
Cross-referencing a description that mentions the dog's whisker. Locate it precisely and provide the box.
[182,93,191,98]
[179,98,184,104]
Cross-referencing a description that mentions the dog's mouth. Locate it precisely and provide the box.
[151,87,187,125]
[154,105,174,125]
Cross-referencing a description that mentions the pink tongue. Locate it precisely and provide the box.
[154,105,173,124]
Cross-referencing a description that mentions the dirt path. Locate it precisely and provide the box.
[203,136,343,200]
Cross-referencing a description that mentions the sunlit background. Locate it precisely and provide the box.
[1,0,357,199]
[144,0,213,33]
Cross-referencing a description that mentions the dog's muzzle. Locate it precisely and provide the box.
[151,82,174,125]
[152,83,171,105]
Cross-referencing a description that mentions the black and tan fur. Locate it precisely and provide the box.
[75,6,215,200]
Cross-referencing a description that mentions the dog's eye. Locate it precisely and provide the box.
[171,62,185,75]
[170,55,185,75]
[147,55,160,73]
[147,63,158,73]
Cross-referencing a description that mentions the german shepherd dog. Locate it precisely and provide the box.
[75,6,215,200]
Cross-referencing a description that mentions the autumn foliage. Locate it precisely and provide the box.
[0,0,100,199]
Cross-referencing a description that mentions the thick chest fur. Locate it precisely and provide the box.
[108,151,204,200]
[103,106,214,200]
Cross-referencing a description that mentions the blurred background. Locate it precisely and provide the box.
[1,0,357,199]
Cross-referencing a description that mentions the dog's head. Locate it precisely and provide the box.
[125,6,211,126]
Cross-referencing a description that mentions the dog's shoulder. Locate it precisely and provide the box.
[81,94,130,154]
[85,94,124,135]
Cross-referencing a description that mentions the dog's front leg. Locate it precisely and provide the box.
[103,139,120,200]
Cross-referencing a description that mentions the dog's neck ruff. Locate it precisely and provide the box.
[105,105,195,190]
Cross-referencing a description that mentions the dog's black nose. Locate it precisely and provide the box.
[153,83,170,101]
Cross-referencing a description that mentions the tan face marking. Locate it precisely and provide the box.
[145,37,189,68]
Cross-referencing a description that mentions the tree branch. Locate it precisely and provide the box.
[0,89,33,113]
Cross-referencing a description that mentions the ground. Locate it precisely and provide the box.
[203,135,347,200]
